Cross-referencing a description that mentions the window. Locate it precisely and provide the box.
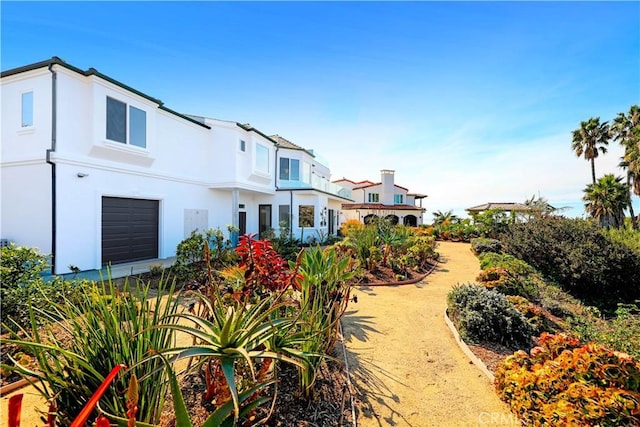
[279,205,291,230]
[394,194,404,204]
[106,96,147,148]
[299,205,315,227]
[240,140,246,152]
[368,193,380,203]
[279,158,300,180]
[302,162,311,184]
[21,92,33,127]
[255,144,269,173]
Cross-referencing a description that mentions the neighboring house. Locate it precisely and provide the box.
[466,202,555,222]
[334,170,426,227]
[1,57,351,274]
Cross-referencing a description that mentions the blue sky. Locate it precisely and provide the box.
[2,1,639,218]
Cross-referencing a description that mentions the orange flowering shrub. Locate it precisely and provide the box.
[340,219,364,237]
[495,333,640,426]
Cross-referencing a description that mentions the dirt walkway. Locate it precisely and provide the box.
[341,241,519,427]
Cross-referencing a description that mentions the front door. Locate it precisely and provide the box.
[258,205,272,238]
[239,211,246,236]
[328,209,335,235]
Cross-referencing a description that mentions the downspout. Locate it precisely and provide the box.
[46,61,58,275]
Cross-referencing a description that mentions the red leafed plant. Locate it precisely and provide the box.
[235,234,301,293]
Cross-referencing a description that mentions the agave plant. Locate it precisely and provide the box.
[154,289,311,424]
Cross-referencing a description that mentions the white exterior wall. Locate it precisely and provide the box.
[206,119,276,193]
[1,68,53,253]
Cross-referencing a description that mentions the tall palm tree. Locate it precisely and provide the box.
[571,117,610,184]
[612,104,640,229]
[583,174,630,229]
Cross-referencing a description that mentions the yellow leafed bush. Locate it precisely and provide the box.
[495,332,640,426]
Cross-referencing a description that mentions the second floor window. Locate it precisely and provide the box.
[394,194,404,204]
[255,143,269,173]
[368,193,380,203]
[279,158,300,180]
[21,92,33,127]
[106,96,146,148]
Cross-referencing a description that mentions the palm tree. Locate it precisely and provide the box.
[432,209,458,225]
[612,105,640,229]
[583,174,630,229]
[523,194,555,219]
[571,117,610,184]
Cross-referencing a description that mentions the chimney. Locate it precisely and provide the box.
[381,169,395,205]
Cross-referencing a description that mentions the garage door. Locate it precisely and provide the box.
[102,197,159,265]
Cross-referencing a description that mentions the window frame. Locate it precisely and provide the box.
[298,205,315,228]
[105,96,147,148]
[278,204,291,230]
[279,157,300,181]
[239,139,246,152]
[21,91,34,128]
[255,143,270,174]
[394,194,404,204]
[368,193,380,203]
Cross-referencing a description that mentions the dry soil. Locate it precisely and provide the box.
[342,241,520,427]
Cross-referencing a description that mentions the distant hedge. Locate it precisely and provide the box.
[501,217,640,308]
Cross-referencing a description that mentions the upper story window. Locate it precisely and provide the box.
[368,193,380,203]
[240,140,246,152]
[255,143,269,173]
[302,162,311,184]
[21,92,33,127]
[394,194,404,204]
[279,157,300,181]
[106,96,146,148]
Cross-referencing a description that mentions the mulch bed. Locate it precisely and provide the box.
[160,354,357,426]
[466,342,515,373]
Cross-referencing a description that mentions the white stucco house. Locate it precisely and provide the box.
[334,170,426,227]
[1,57,352,274]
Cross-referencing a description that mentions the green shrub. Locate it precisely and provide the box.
[478,252,536,277]
[2,277,89,332]
[568,303,640,359]
[0,243,48,286]
[470,237,502,254]
[173,228,238,283]
[501,217,640,307]
[475,267,540,301]
[447,283,534,349]
[0,244,88,332]
[607,225,640,256]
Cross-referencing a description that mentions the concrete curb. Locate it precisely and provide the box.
[0,376,35,396]
[443,308,495,382]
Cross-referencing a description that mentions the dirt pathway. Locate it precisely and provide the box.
[341,241,519,427]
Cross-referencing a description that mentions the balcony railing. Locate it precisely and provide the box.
[279,175,352,199]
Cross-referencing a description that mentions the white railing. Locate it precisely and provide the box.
[279,176,352,199]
